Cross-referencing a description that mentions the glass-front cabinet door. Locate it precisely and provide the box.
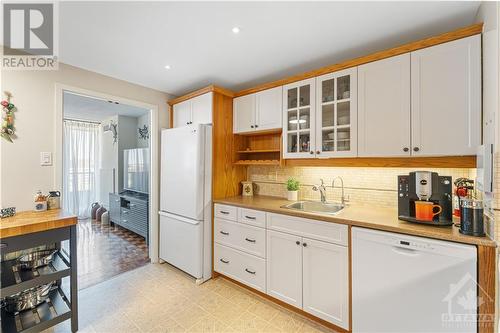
[282,78,316,159]
[315,68,357,157]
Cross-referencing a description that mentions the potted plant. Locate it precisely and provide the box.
[286,178,300,201]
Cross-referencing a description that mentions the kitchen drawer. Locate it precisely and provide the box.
[214,204,238,221]
[267,213,348,246]
[214,218,266,258]
[214,243,266,292]
[238,208,266,228]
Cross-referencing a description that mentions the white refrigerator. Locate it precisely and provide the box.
[159,124,212,283]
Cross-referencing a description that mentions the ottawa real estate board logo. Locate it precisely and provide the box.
[2,2,58,70]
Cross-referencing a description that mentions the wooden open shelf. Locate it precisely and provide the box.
[234,131,282,166]
[234,160,281,166]
[237,149,281,154]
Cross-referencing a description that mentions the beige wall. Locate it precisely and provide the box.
[248,166,475,208]
[0,63,172,211]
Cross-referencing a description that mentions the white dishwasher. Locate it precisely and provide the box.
[352,227,477,333]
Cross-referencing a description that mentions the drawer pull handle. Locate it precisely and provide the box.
[220,258,229,264]
[245,268,256,275]
[220,231,229,236]
[245,215,256,220]
[220,211,230,215]
[0,243,7,249]
[245,238,256,243]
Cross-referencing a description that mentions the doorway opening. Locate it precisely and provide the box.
[61,91,151,289]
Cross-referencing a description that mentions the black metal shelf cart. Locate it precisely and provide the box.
[0,226,78,332]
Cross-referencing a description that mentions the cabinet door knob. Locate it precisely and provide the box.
[186,122,189,125]
[255,124,258,128]
[303,243,307,247]
[310,151,314,155]
[403,147,409,152]
[413,147,420,152]
[250,125,254,128]
[296,241,300,245]
[316,151,320,154]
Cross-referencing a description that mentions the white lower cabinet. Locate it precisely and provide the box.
[214,205,350,330]
[214,243,266,292]
[302,238,349,330]
[266,230,303,308]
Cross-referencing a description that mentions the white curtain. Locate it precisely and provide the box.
[63,120,100,219]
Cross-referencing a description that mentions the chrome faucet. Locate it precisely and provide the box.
[332,176,347,206]
[312,179,327,203]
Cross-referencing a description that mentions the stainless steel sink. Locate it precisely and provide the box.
[281,201,344,215]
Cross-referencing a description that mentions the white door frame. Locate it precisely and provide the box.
[55,83,160,263]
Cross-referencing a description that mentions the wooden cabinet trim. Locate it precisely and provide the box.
[168,85,234,106]
[284,156,476,168]
[235,23,482,97]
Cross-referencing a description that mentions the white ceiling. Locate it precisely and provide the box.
[63,91,149,122]
[59,1,481,96]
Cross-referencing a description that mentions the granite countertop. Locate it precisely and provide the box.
[214,195,497,247]
[0,209,77,238]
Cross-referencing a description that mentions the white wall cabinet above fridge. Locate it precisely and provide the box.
[173,92,213,128]
[233,86,282,134]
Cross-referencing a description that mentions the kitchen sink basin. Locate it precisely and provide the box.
[281,201,344,215]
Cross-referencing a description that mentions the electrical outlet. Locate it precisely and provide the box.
[40,152,52,166]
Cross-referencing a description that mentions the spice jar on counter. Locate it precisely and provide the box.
[34,190,48,212]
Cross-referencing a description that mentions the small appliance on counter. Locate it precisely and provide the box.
[398,171,453,226]
[459,198,485,237]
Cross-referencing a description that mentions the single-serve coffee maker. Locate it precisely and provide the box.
[398,171,453,226]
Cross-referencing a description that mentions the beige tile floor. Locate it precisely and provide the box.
[44,263,338,333]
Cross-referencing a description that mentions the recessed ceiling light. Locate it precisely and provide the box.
[164,65,171,70]
[232,27,240,34]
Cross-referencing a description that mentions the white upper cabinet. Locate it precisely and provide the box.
[316,68,357,158]
[191,92,213,125]
[302,237,349,330]
[283,78,316,159]
[358,54,411,157]
[173,92,213,128]
[233,87,282,134]
[256,86,283,131]
[233,94,256,133]
[411,35,481,156]
[173,100,191,128]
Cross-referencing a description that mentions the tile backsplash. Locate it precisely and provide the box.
[247,166,476,208]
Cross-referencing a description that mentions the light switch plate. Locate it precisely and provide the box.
[40,152,52,166]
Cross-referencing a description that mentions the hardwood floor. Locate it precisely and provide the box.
[64,218,149,290]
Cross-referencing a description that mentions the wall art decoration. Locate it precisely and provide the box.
[1,91,17,143]
[138,125,149,140]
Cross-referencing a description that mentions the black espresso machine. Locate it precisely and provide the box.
[398,171,453,226]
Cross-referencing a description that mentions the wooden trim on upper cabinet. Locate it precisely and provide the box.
[168,104,173,128]
[167,85,235,106]
[284,156,477,168]
[235,23,483,97]
[477,245,496,333]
